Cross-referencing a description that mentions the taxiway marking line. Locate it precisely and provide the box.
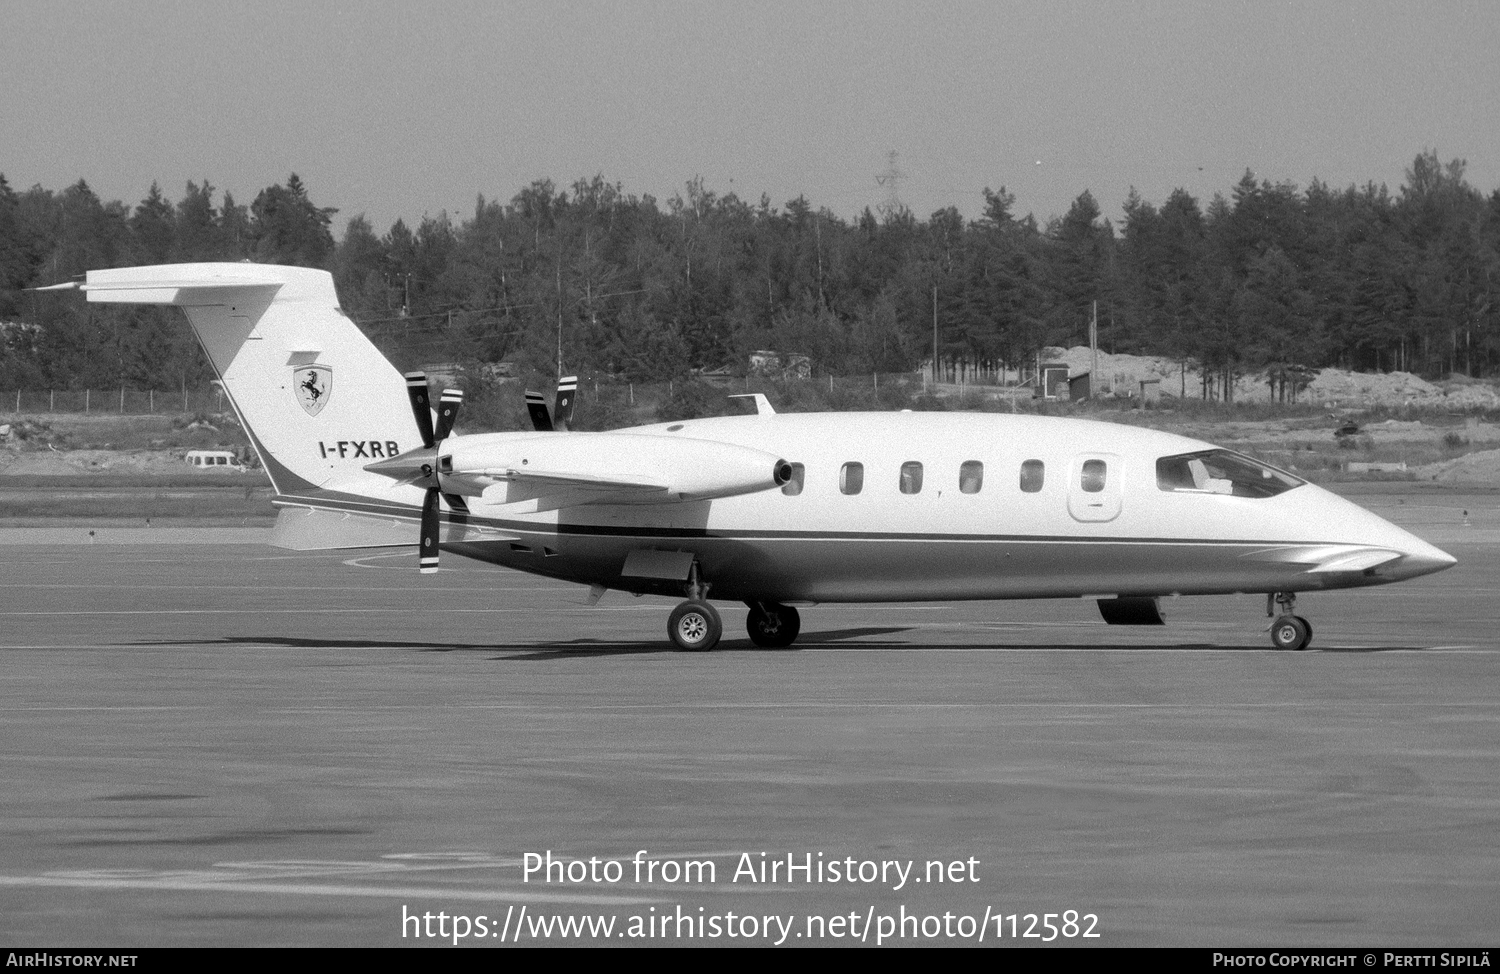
[0,642,1489,653]
[0,874,661,905]
[0,607,665,616]
[0,583,573,592]
[6,700,1495,713]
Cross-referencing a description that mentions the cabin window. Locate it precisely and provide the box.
[781,462,805,496]
[1155,449,1304,498]
[1081,459,1107,493]
[899,461,923,494]
[840,462,864,495]
[959,460,983,494]
[1020,459,1045,493]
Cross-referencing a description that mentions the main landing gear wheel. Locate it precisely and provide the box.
[1270,614,1313,652]
[669,600,722,652]
[746,602,801,648]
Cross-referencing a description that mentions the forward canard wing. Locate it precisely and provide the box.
[1240,544,1407,576]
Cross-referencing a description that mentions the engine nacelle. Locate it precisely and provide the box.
[440,431,791,503]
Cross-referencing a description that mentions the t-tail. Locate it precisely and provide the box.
[42,263,429,541]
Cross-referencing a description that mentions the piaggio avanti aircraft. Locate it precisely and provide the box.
[44,263,1457,652]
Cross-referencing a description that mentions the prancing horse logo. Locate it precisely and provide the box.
[295,364,332,416]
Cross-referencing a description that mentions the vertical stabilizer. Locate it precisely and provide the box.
[72,263,421,496]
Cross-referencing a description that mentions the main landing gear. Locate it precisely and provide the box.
[746,601,801,648]
[666,563,801,652]
[1267,592,1313,652]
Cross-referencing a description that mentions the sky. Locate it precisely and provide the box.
[4,0,1499,236]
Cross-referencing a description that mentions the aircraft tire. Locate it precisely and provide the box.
[669,600,722,652]
[746,603,801,648]
[1270,614,1312,652]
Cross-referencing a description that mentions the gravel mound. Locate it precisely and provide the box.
[1044,346,1500,407]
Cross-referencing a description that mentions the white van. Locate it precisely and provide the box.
[185,450,246,472]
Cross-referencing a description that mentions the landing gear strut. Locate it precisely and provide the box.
[746,602,801,648]
[668,562,722,652]
[1267,592,1313,652]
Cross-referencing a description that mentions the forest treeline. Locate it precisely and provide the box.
[1,152,1497,400]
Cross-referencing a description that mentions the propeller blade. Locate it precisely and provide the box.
[524,390,553,431]
[419,488,441,574]
[405,372,435,448]
[554,375,578,432]
[434,388,463,442]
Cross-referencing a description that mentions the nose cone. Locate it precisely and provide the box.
[1304,484,1458,583]
[1388,536,1458,582]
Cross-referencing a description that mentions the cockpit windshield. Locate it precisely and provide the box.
[1155,449,1304,499]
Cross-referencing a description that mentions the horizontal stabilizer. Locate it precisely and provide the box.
[35,262,342,313]
[37,272,286,308]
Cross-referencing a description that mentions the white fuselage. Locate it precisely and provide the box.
[339,411,1456,604]
[62,262,1455,624]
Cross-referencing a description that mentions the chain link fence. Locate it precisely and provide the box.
[2,372,1026,420]
[1,388,231,416]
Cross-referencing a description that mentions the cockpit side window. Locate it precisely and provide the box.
[1155,449,1303,498]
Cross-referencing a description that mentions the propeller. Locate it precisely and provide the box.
[524,375,578,432]
[524,390,553,432]
[554,375,577,432]
[366,371,463,574]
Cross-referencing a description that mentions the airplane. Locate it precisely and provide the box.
[42,262,1458,653]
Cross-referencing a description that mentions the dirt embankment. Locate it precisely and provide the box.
[1045,346,1500,408]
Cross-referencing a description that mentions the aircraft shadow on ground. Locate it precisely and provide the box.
[126,633,1418,657]
[135,635,513,653]
[494,626,918,659]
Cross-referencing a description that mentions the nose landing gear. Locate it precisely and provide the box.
[668,562,722,652]
[668,599,722,652]
[1267,592,1313,651]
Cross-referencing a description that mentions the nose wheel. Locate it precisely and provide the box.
[667,561,723,651]
[1267,593,1313,651]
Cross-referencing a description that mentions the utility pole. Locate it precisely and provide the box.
[933,285,939,384]
[1090,300,1098,394]
[556,255,564,380]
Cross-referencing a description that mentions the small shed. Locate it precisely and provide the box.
[1036,362,1070,399]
